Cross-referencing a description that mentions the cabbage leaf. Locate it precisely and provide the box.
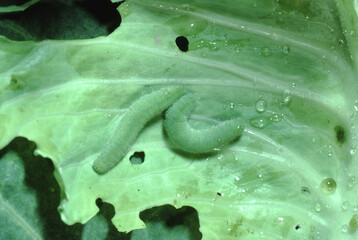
[0,0,358,239]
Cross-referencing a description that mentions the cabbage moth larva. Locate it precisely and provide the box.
[164,94,244,153]
[92,86,187,175]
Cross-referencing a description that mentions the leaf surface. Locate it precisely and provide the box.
[0,0,357,239]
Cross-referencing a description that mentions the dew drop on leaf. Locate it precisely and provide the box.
[230,102,235,109]
[282,45,290,54]
[250,117,271,129]
[261,47,272,56]
[341,201,349,211]
[348,176,356,188]
[350,145,357,155]
[271,113,284,122]
[315,203,321,212]
[341,224,348,233]
[320,177,337,194]
[255,99,267,113]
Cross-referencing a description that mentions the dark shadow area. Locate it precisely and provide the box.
[0,137,83,239]
[138,204,202,240]
[0,137,130,239]
[0,0,30,7]
[0,0,123,41]
[95,198,131,240]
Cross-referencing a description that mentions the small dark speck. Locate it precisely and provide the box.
[301,186,310,194]
[138,189,140,192]
[295,224,301,230]
[334,125,345,144]
[216,192,223,196]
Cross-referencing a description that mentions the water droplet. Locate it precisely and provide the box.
[353,100,358,111]
[349,214,358,230]
[211,197,216,206]
[320,177,337,194]
[223,101,234,110]
[249,117,272,129]
[283,90,292,105]
[261,47,272,56]
[315,203,321,212]
[282,45,290,55]
[275,217,284,225]
[341,224,349,233]
[348,176,356,188]
[230,102,235,109]
[255,99,267,113]
[271,113,284,122]
[342,201,349,211]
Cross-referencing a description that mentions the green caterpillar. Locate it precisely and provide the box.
[92,86,244,175]
[164,93,244,153]
[92,86,187,175]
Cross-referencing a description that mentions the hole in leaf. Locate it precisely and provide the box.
[96,198,103,208]
[176,36,189,52]
[90,198,130,239]
[135,205,202,240]
[130,151,145,165]
[0,0,122,41]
